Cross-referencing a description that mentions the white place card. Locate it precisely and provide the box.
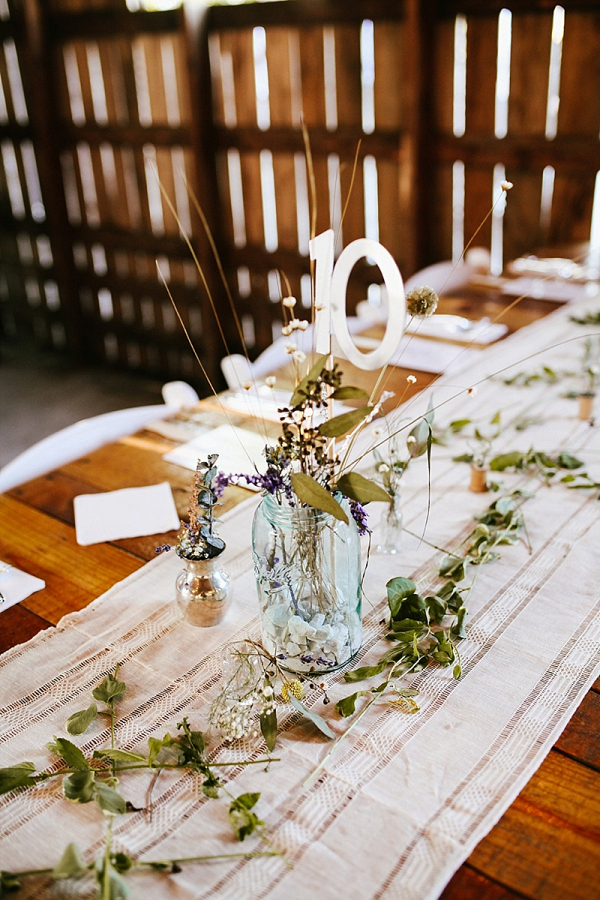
[163,424,273,477]
[74,482,180,546]
[0,564,45,613]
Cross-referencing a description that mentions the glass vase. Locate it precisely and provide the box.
[175,557,231,627]
[252,494,362,674]
[377,488,403,554]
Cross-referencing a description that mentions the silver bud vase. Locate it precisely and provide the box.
[176,557,232,627]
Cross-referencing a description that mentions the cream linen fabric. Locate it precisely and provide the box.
[1,298,600,900]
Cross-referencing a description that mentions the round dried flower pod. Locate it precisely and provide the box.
[406,285,439,318]
[281,679,303,702]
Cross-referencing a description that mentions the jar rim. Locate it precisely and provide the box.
[261,491,338,526]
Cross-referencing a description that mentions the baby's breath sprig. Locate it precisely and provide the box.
[210,639,334,752]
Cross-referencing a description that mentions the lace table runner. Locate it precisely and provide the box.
[1,299,600,900]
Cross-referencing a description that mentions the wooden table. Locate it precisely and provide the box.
[1,287,598,900]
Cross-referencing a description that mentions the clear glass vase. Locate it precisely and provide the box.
[252,494,362,674]
[175,557,231,627]
[377,488,403,554]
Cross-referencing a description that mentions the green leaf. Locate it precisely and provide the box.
[92,672,127,705]
[66,703,98,736]
[453,664,462,679]
[451,606,468,639]
[63,768,95,803]
[288,694,334,739]
[556,452,584,470]
[450,418,471,433]
[93,749,147,765]
[290,353,329,406]
[0,870,21,893]
[290,472,349,523]
[96,863,130,900]
[343,661,389,682]
[386,577,417,619]
[330,385,369,400]
[95,782,127,815]
[439,556,466,582]
[260,709,278,752]
[147,736,174,767]
[201,774,220,799]
[228,794,263,842]
[48,737,89,770]
[53,843,87,879]
[318,406,373,438]
[489,451,525,471]
[111,853,133,874]
[335,690,368,718]
[336,472,391,504]
[0,762,37,795]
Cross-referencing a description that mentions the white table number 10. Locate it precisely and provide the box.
[310,229,406,370]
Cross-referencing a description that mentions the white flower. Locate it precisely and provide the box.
[283,295,297,308]
[407,374,417,384]
[298,320,309,331]
[242,381,252,391]
[285,341,297,354]
[292,349,306,363]
[281,324,292,336]
[265,375,277,388]
[406,435,417,445]
[501,180,513,191]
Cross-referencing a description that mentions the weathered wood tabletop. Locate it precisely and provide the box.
[1,288,599,900]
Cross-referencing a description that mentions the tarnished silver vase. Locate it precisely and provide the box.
[176,558,231,627]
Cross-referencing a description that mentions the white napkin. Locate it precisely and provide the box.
[406,315,508,344]
[74,482,180,546]
[501,276,591,303]
[163,424,272,477]
[0,563,45,613]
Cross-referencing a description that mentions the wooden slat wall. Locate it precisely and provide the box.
[2,0,600,375]
[203,0,411,356]
[432,1,600,267]
[0,0,70,349]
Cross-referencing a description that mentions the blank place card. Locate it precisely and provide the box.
[74,483,180,546]
[0,564,45,613]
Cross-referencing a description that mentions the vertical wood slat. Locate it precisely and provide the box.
[508,14,552,137]
[373,21,405,131]
[558,11,600,138]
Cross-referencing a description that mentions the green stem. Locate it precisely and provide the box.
[102,817,114,900]
[136,851,281,867]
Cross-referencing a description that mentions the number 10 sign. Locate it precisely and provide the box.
[310,229,406,371]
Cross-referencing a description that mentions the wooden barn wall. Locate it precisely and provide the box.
[1,0,599,381]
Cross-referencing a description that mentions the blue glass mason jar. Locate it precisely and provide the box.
[251,493,362,674]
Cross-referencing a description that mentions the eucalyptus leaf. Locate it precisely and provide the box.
[290,473,349,523]
[556,452,584,470]
[66,703,98,736]
[336,472,391,504]
[288,694,334,739]
[259,709,278,752]
[63,769,95,803]
[0,762,37,795]
[96,863,130,900]
[48,737,89,770]
[450,418,471,433]
[52,843,87,879]
[330,385,369,400]
[318,406,373,438]
[95,782,127,815]
[290,354,329,406]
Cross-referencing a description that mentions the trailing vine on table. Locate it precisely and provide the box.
[0,668,282,899]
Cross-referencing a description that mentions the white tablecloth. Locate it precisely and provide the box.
[1,299,600,899]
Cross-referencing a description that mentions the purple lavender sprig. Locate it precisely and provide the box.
[349,499,370,535]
